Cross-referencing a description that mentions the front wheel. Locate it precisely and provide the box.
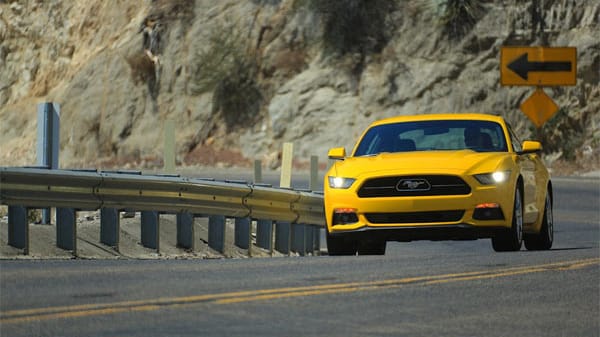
[524,190,553,250]
[326,232,357,256]
[492,186,523,252]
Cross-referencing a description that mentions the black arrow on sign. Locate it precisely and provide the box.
[507,53,572,80]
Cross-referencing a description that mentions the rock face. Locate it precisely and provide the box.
[0,0,598,171]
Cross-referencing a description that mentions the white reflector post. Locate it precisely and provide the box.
[280,142,293,188]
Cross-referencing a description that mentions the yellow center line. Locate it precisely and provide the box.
[1,258,598,324]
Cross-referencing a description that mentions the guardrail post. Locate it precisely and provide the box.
[275,221,291,255]
[306,225,315,255]
[313,226,322,254]
[8,206,28,254]
[256,219,273,252]
[292,223,307,256]
[56,208,76,253]
[37,102,60,224]
[234,217,251,251]
[208,215,226,254]
[100,208,120,249]
[141,211,160,252]
[177,212,194,250]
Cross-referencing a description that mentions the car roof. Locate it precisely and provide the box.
[370,113,506,127]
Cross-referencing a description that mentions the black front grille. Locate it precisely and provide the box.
[358,175,470,198]
[365,210,465,224]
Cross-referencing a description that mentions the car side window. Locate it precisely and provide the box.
[507,124,522,152]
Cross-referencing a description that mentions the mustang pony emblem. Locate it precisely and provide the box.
[396,179,431,191]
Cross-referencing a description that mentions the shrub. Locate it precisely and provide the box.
[433,0,485,40]
[148,0,195,24]
[298,0,397,56]
[126,53,158,99]
[191,20,262,130]
[28,209,41,224]
[212,62,262,128]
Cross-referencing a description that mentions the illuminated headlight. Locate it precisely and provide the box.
[474,171,510,185]
[328,176,356,189]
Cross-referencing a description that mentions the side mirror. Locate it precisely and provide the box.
[521,140,542,154]
[328,147,346,160]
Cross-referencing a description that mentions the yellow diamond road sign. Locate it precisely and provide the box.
[520,88,559,128]
[501,46,577,86]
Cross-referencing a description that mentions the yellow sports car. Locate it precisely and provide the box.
[324,113,553,255]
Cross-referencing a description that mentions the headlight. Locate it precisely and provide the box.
[328,176,356,189]
[474,171,510,185]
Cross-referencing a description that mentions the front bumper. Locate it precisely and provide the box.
[324,174,515,239]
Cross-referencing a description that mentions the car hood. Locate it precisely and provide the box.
[330,150,511,178]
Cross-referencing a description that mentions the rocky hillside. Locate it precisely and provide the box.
[0,0,598,173]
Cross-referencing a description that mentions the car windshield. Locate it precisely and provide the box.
[353,120,508,156]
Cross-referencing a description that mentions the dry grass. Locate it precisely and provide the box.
[126,53,155,85]
[272,49,307,76]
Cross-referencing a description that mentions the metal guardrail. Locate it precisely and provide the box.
[0,167,325,256]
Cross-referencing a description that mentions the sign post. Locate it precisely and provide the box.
[37,102,60,224]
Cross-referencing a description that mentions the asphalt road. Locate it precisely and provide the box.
[1,178,598,337]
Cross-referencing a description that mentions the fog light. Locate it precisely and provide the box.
[476,203,500,209]
[473,203,504,220]
[333,208,358,225]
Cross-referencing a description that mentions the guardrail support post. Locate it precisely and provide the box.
[141,211,160,252]
[275,221,291,255]
[208,215,226,254]
[56,208,76,254]
[37,102,60,224]
[234,217,251,250]
[256,219,273,252]
[292,223,307,256]
[177,212,194,250]
[8,206,28,253]
[313,226,322,254]
[306,225,315,255]
[100,208,120,249]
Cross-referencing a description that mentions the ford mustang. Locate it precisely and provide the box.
[324,113,553,255]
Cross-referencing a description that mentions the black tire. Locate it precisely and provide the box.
[357,240,387,255]
[524,190,553,250]
[326,232,357,256]
[492,185,523,252]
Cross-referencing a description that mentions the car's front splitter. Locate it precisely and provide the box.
[328,224,508,242]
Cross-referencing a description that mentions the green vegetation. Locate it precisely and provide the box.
[191,21,261,130]
[432,0,485,40]
[28,209,41,224]
[296,0,396,56]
